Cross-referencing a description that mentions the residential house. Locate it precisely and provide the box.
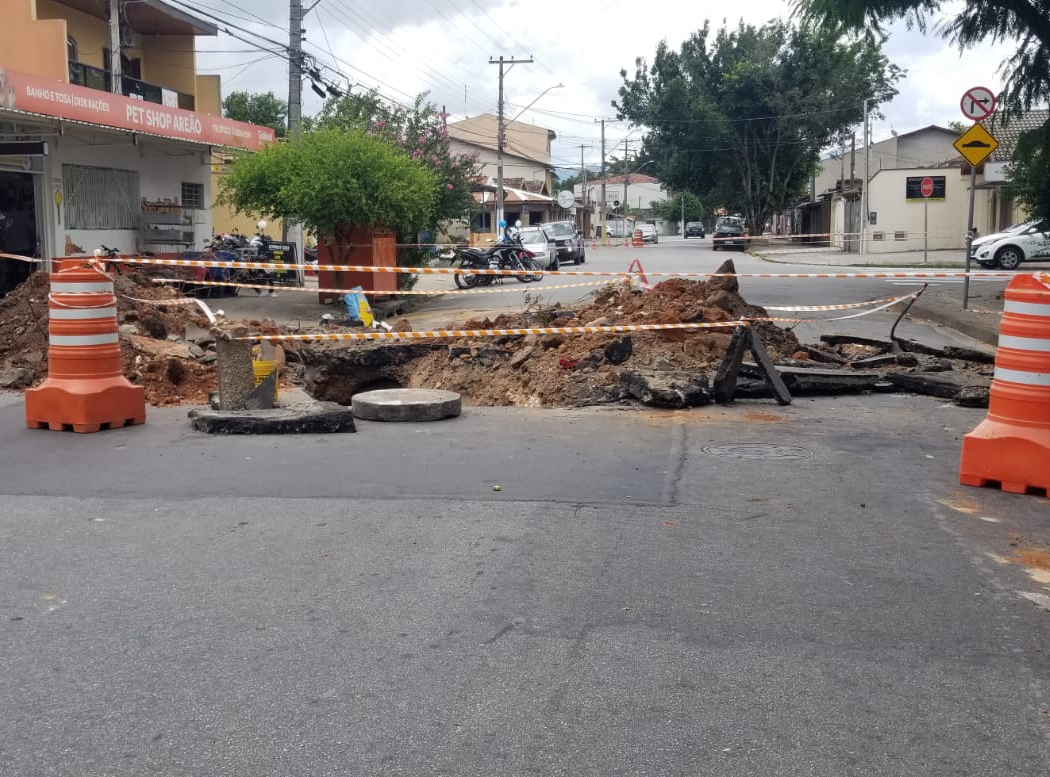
[979,109,1048,230]
[797,120,1040,254]
[448,114,556,232]
[574,173,668,238]
[0,0,274,292]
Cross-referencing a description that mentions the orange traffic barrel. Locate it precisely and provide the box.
[24,260,145,433]
[632,229,643,247]
[959,272,1050,494]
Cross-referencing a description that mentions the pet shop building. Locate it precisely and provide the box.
[0,0,274,294]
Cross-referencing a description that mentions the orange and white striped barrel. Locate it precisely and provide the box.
[960,272,1050,494]
[24,260,145,433]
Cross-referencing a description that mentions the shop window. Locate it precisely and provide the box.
[62,164,139,230]
[67,37,78,62]
[181,182,204,210]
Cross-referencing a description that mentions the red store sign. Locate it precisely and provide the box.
[1,65,275,151]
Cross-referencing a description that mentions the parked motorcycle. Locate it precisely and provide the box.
[453,222,543,289]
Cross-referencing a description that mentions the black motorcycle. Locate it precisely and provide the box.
[453,233,543,289]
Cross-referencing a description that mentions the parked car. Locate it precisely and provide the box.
[712,215,746,251]
[541,220,586,264]
[518,226,558,270]
[684,221,705,239]
[971,220,1050,269]
[636,223,659,244]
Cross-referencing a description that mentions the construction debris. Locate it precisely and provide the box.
[0,260,999,411]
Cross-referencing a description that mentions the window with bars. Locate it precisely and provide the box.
[62,164,139,230]
[181,181,205,210]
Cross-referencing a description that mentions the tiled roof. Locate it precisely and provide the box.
[986,109,1049,161]
[589,173,660,186]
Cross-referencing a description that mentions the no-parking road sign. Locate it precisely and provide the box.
[960,86,996,121]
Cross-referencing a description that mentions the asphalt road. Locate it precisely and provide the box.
[1,389,1049,776]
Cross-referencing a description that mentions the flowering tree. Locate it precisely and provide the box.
[310,91,479,228]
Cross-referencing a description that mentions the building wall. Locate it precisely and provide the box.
[195,74,221,116]
[141,34,197,97]
[448,140,548,190]
[865,167,993,253]
[41,128,212,257]
[0,0,68,82]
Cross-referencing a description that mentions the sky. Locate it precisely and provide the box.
[184,0,1016,178]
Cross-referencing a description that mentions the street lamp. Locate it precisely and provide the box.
[496,83,563,232]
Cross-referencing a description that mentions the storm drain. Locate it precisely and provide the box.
[701,443,815,460]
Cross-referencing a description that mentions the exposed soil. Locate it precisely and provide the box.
[1,259,994,410]
[396,275,800,406]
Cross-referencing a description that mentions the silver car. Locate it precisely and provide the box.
[518,226,559,270]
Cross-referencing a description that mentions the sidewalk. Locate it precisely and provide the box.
[751,246,1005,346]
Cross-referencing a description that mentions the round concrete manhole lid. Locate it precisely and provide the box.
[701,443,814,460]
[351,388,462,422]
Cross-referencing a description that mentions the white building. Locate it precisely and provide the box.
[573,173,667,237]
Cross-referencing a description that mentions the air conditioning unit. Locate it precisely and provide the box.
[119,26,134,48]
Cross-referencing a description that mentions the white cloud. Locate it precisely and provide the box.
[193,0,1016,165]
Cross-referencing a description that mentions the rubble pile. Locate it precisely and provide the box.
[1,268,219,405]
[0,261,998,410]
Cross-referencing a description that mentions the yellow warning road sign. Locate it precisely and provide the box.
[954,123,999,167]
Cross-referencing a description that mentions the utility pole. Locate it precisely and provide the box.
[108,0,121,93]
[578,143,590,233]
[623,137,629,237]
[490,56,533,234]
[288,0,304,140]
[286,0,306,278]
[862,99,870,255]
[598,119,607,244]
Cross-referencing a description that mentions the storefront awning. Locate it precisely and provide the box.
[1,67,274,152]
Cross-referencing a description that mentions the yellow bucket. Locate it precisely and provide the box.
[252,359,279,400]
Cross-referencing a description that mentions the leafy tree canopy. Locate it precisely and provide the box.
[792,0,1050,112]
[223,91,287,137]
[652,192,705,226]
[308,90,479,227]
[217,129,436,244]
[1006,121,1050,222]
[614,19,901,232]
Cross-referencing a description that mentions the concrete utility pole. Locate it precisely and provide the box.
[862,99,870,255]
[578,143,590,231]
[598,119,607,244]
[108,0,122,93]
[288,0,304,140]
[623,137,629,235]
[490,56,533,233]
[286,0,307,279]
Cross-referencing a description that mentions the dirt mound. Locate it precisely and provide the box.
[0,267,218,405]
[394,274,800,407]
[2,262,800,409]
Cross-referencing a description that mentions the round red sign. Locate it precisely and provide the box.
[920,177,935,198]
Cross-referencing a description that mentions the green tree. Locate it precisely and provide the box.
[614,20,901,233]
[217,130,436,258]
[794,0,1050,223]
[310,90,479,228]
[1006,121,1050,223]
[652,192,705,229]
[792,0,1050,112]
[222,91,287,137]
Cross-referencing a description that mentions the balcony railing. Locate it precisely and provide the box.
[69,61,195,111]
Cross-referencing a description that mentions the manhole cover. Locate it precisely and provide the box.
[701,443,814,460]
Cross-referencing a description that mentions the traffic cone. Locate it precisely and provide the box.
[959,272,1050,494]
[25,260,146,433]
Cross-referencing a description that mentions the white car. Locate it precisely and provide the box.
[518,226,559,270]
[636,223,659,244]
[971,220,1050,270]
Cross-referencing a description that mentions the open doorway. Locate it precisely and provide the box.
[0,171,38,296]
